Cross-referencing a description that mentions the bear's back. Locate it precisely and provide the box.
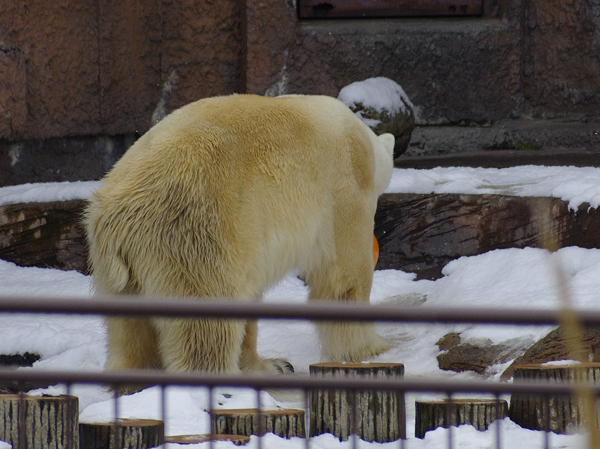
[86,94,381,297]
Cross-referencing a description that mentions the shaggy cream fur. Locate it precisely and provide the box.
[85,94,394,385]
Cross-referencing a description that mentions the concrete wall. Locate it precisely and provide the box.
[1,0,599,185]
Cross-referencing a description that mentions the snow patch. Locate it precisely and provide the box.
[338,77,414,116]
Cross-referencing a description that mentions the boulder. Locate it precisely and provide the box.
[501,326,600,381]
[338,77,415,158]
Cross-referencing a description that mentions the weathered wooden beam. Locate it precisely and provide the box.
[2,192,600,281]
[0,199,87,273]
[375,194,600,279]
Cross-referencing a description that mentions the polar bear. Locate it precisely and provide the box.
[85,94,394,381]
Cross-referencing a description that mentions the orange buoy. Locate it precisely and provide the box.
[373,234,379,267]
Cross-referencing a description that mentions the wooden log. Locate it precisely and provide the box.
[0,199,88,273]
[4,192,600,281]
[79,419,164,449]
[415,399,508,438]
[509,363,600,434]
[309,362,405,442]
[0,394,79,449]
[375,193,600,279]
[165,433,250,445]
[211,408,305,439]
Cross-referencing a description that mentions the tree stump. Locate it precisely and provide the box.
[509,363,600,434]
[79,419,164,449]
[0,394,79,449]
[211,408,305,439]
[309,362,405,442]
[165,434,250,445]
[415,399,508,438]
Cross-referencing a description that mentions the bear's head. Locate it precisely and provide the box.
[373,133,395,196]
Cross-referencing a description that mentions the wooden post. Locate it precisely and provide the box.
[211,408,305,438]
[79,419,164,449]
[415,399,508,438]
[0,394,79,449]
[309,362,405,442]
[509,363,600,434]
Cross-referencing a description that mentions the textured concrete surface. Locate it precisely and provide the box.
[1,0,599,184]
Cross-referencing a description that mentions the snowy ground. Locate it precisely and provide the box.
[2,166,600,448]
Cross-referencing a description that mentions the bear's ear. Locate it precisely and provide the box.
[377,133,395,161]
[372,133,395,196]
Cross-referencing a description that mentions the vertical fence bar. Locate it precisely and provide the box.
[18,383,25,449]
[494,394,501,449]
[543,393,550,449]
[351,389,358,449]
[446,393,453,449]
[256,388,263,449]
[66,382,73,449]
[113,386,121,449]
[161,385,167,449]
[208,386,214,449]
[304,389,310,449]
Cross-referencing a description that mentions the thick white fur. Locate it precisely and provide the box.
[85,94,394,385]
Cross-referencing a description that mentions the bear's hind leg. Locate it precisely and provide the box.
[105,317,163,370]
[155,317,246,373]
[238,321,294,374]
[105,317,163,395]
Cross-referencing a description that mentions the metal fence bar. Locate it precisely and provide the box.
[0,295,599,326]
[1,295,596,447]
[1,368,599,397]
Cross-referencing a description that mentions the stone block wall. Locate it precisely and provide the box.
[1,0,599,185]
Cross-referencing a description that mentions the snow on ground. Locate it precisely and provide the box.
[2,166,600,448]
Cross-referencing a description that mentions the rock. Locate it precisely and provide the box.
[436,332,461,351]
[436,333,525,376]
[500,326,600,381]
[338,77,415,158]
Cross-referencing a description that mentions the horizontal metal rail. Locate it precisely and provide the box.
[0,295,597,325]
[1,368,598,396]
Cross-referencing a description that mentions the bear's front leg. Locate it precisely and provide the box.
[154,317,246,373]
[238,321,294,374]
[306,226,390,362]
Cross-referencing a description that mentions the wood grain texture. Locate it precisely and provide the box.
[211,408,305,439]
[79,419,164,449]
[309,362,405,442]
[415,399,508,438]
[509,363,600,434]
[0,394,79,449]
[0,199,87,273]
[375,193,600,279]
